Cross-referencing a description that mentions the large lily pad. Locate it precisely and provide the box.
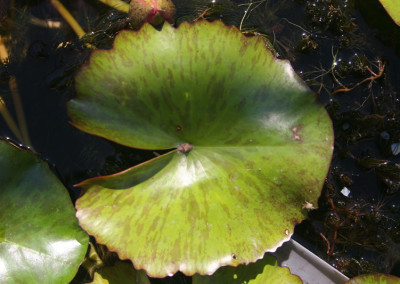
[379,0,400,26]
[70,21,333,277]
[0,140,88,283]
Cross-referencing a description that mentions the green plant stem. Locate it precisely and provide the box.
[50,0,86,38]
[97,0,130,13]
[9,76,32,147]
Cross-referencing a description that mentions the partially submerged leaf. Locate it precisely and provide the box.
[70,21,333,277]
[89,261,150,284]
[192,253,302,284]
[379,0,400,26]
[0,140,88,283]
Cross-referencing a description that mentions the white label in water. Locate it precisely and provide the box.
[391,143,400,156]
[341,187,351,197]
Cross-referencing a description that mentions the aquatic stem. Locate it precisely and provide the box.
[9,76,32,146]
[0,37,31,146]
[0,36,9,62]
[239,0,266,30]
[50,0,86,38]
[280,18,311,34]
[194,8,211,22]
[319,232,331,255]
[0,97,24,143]
[96,0,130,13]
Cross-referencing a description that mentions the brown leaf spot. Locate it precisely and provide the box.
[291,125,301,141]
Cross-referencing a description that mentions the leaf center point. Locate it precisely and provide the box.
[177,143,193,154]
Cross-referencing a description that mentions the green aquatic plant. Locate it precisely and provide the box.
[0,140,88,283]
[69,20,333,277]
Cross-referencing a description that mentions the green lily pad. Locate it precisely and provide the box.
[346,273,400,284]
[89,261,150,284]
[70,21,333,277]
[379,0,400,26]
[192,253,301,284]
[0,140,88,283]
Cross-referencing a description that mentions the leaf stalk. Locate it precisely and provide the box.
[50,0,86,38]
[97,0,130,13]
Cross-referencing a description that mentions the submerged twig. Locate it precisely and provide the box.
[29,16,62,29]
[0,36,32,147]
[0,97,24,142]
[9,77,31,146]
[0,37,22,140]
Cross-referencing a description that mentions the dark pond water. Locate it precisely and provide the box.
[1,0,399,282]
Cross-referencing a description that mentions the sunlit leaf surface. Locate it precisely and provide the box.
[379,0,400,26]
[70,21,333,277]
[192,253,301,283]
[0,140,88,283]
[346,273,400,284]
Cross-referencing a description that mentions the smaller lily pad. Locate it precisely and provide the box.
[192,253,301,284]
[346,273,400,284]
[0,140,88,283]
[379,0,400,26]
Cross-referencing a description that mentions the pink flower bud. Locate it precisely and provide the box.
[129,0,176,29]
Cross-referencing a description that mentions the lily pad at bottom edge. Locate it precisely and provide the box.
[0,140,88,283]
[192,253,301,284]
[346,273,400,284]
